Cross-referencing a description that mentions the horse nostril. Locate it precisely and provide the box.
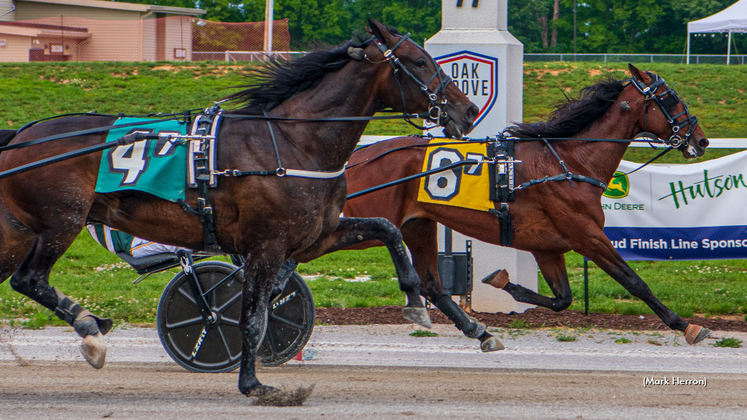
[699,138,710,148]
[466,105,479,122]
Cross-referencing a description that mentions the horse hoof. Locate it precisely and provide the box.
[480,336,505,352]
[481,269,510,289]
[80,333,107,369]
[685,324,712,345]
[403,307,432,329]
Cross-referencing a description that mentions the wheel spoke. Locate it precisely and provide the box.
[264,322,279,359]
[216,325,241,362]
[269,313,304,331]
[214,291,241,313]
[165,316,204,330]
[176,285,199,307]
[220,316,239,326]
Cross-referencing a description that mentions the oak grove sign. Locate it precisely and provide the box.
[435,50,498,129]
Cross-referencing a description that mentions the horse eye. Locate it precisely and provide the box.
[415,59,427,68]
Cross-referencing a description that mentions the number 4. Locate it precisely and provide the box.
[108,134,150,186]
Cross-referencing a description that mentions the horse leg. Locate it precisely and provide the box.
[577,234,711,345]
[306,217,430,328]
[401,218,503,351]
[484,252,574,312]
[237,251,283,396]
[10,232,113,368]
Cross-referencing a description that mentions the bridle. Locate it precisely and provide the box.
[364,33,454,128]
[629,71,699,149]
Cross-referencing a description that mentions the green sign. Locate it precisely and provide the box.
[95,118,188,202]
[603,171,629,199]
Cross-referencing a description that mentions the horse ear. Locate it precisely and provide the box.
[628,63,651,84]
[368,18,393,45]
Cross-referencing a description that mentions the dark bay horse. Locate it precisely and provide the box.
[0,20,478,398]
[342,64,712,349]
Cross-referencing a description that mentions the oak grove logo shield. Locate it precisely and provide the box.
[604,171,630,199]
[435,50,498,129]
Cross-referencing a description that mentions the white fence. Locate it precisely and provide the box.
[191,51,747,65]
[360,136,746,149]
[524,53,747,65]
[192,51,305,62]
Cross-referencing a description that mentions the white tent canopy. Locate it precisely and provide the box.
[687,0,747,64]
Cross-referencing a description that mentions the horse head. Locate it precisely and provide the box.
[363,19,479,139]
[626,64,709,159]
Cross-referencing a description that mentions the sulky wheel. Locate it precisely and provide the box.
[156,261,266,373]
[257,271,315,367]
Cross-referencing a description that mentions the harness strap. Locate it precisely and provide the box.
[0,115,187,153]
[515,173,608,191]
[216,166,346,179]
[183,106,224,254]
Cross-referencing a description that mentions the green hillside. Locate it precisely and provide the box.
[1,61,744,147]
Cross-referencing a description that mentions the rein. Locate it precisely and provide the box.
[0,110,433,154]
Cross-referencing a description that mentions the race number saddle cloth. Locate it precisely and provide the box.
[417,139,515,246]
[94,115,221,202]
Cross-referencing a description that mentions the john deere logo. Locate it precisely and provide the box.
[604,172,629,199]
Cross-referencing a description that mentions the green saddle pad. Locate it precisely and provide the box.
[95,118,189,202]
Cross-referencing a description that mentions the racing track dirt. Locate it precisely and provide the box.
[315,306,747,332]
[1,363,745,419]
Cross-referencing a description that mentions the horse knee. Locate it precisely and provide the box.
[421,272,443,299]
[374,218,403,242]
[550,295,573,312]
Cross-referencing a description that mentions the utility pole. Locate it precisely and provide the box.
[573,0,577,59]
[264,0,274,54]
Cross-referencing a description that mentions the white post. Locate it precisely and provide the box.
[426,0,537,314]
[686,25,691,65]
[264,0,274,54]
[727,30,732,65]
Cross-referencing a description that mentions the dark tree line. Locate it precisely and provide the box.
[117,0,745,54]
[510,0,746,54]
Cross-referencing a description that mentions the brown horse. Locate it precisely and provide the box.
[342,64,712,349]
[0,20,478,398]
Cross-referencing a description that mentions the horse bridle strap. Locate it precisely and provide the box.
[371,33,453,128]
[629,73,699,149]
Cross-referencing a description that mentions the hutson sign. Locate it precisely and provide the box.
[435,51,498,129]
[602,150,747,260]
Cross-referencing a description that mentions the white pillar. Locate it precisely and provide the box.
[264,0,274,54]
[426,0,537,314]
[727,30,732,65]
[686,26,691,65]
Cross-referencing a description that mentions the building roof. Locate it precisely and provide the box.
[17,0,205,16]
[0,21,91,38]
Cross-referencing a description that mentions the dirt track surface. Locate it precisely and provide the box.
[317,306,747,332]
[1,324,747,419]
[1,363,746,419]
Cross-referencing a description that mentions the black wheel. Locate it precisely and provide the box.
[258,272,315,367]
[156,261,266,373]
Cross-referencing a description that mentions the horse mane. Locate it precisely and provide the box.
[225,27,402,114]
[507,77,626,139]
[0,130,16,148]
